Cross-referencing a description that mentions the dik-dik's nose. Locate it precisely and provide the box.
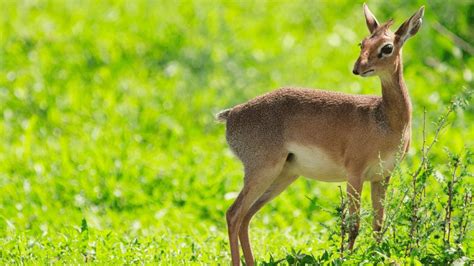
[352,58,361,75]
[352,63,360,75]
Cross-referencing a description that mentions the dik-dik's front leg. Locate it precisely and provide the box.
[371,176,390,239]
[347,176,363,250]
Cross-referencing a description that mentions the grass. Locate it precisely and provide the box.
[0,0,473,264]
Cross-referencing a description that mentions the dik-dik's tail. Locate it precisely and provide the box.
[215,109,231,123]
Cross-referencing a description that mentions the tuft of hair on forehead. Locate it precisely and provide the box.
[371,19,394,36]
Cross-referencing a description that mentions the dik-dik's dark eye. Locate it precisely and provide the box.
[381,44,393,55]
[378,43,394,58]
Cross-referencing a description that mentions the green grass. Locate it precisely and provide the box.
[0,0,473,264]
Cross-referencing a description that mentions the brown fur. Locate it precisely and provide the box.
[225,87,408,173]
[219,4,425,265]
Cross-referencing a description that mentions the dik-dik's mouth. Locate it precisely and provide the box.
[361,69,375,77]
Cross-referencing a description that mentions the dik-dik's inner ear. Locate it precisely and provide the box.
[363,3,379,33]
[395,6,425,45]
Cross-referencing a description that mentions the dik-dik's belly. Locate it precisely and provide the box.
[286,143,399,182]
[286,143,347,182]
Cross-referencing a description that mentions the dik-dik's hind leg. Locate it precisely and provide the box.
[226,157,287,266]
[239,170,298,266]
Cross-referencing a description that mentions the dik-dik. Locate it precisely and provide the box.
[217,4,424,265]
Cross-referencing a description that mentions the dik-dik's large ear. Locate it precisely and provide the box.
[395,6,425,45]
[363,3,379,33]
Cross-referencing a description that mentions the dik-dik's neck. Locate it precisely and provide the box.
[379,54,412,131]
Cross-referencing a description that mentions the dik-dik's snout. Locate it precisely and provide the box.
[352,56,375,77]
[352,59,360,75]
[352,57,363,75]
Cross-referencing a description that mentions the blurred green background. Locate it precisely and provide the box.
[0,0,472,263]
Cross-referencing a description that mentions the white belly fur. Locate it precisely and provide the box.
[286,143,346,182]
[286,143,398,182]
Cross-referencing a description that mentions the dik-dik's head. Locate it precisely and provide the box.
[353,4,424,77]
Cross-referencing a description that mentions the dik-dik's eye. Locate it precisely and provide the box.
[379,43,394,58]
[381,44,393,54]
